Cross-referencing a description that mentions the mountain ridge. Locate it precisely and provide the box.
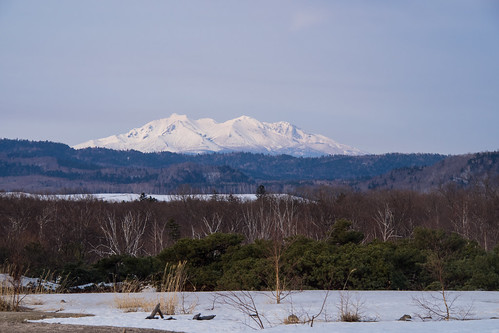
[2,138,498,195]
[0,138,462,194]
[73,114,365,157]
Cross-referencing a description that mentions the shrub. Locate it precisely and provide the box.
[338,292,362,322]
[158,233,244,290]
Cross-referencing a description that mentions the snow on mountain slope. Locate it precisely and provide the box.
[73,114,366,157]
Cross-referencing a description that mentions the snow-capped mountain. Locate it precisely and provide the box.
[73,114,365,157]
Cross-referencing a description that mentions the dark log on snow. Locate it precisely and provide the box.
[146,303,164,319]
[193,313,216,320]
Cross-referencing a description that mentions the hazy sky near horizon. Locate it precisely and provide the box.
[1,0,498,155]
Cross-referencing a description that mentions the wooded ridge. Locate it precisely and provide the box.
[2,138,497,194]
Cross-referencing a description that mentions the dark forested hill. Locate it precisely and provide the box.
[355,151,499,191]
[2,138,496,194]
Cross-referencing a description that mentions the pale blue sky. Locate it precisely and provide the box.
[1,0,498,154]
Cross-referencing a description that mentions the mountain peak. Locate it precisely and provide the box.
[234,115,256,122]
[74,114,366,157]
[165,113,189,121]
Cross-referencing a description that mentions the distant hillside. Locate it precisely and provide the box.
[4,138,494,194]
[356,151,499,191]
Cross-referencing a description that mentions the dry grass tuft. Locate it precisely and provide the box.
[113,279,147,312]
[0,296,13,311]
[114,293,147,312]
[1,263,68,312]
[338,291,363,322]
[283,314,300,324]
[158,261,187,315]
[113,261,189,314]
[340,311,361,322]
[0,263,29,311]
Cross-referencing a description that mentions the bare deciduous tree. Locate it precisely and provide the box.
[201,213,223,236]
[412,290,474,321]
[216,291,269,329]
[94,211,150,257]
[374,204,398,242]
[241,204,273,243]
[270,195,298,239]
[149,218,167,255]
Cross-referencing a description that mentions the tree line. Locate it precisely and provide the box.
[1,138,453,194]
[0,181,498,290]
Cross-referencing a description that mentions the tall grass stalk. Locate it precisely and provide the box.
[159,261,187,315]
[1,263,69,311]
[113,261,188,314]
[0,264,26,311]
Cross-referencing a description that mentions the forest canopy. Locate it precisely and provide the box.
[0,182,498,291]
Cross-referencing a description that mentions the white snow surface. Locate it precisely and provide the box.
[27,291,499,332]
[73,114,366,157]
[2,192,258,202]
[90,193,258,202]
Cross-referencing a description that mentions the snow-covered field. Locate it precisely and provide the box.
[26,290,499,332]
[2,192,258,202]
[89,193,258,202]
[3,191,313,203]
